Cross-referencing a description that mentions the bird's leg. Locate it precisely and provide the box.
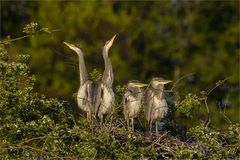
[155,121,158,136]
[88,111,92,122]
[131,118,134,131]
[100,115,103,128]
[149,120,153,132]
[87,112,90,121]
[126,119,129,131]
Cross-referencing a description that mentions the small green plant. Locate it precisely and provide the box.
[176,147,203,159]
[22,22,50,36]
[90,68,102,81]
[176,93,201,118]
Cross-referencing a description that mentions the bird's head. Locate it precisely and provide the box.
[104,34,117,51]
[64,42,82,54]
[127,80,148,92]
[128,81,148,88]
[150,77,172,89]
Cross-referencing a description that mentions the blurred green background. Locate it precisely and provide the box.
[1,0,239,127]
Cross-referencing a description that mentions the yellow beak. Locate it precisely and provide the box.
[63,41,73,48]
[105,34,117,48]
[132,82,148,88]
[156,80,172,85]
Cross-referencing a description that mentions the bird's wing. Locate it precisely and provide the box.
[86,80,94,111]
[122,92,130,116]
[94,82,104,115]
[144,89,154,122]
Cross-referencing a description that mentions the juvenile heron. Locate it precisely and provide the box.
[94,35,116,126]
[122,80,147,131]
[64,42,94,121]
[144,78,172,135]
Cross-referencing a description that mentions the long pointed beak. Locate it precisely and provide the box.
[156,80,172,85]
[105,34,117,48]
[110,34,117,42]
[63,41,73,48]
[133,83,148,88]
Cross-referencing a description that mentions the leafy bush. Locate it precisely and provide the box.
[187,123,240,159]
[0,43,158,159]
[176,93,201,118]
[175,147,203,159]
[0,22,239,159]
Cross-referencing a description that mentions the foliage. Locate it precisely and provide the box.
[176,93,201,118]
[0,3,239,157]
[175,147,203,159]
[90,68,102,82]
[1,2,238,128]
[1,44,239,158]
[187,123,240,159]
[0,45,158,159]
[188,123,223,149]
[22,22,50,36]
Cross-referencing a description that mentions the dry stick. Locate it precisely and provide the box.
[0,29,60,44]
[0,35,29,43]
[204,97,211,127]
[218,102,232,124]
[40,135,50,158]
[146,135,176,158]
[203,78,228,127]
[171,72,195,91]
[152,131,169,146]
[169,72,195,104]
[160,144,177,158]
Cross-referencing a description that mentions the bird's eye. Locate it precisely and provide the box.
[75,44,82,49]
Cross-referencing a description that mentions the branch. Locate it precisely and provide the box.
[202,78,228,127]
[171,72,195,91]
[0,29,60,44]
[218,102,232,124]
[0,35,29,43]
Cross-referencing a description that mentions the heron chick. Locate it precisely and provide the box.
[64,42,94,121]
[144,78,172,135]
[94,35,116,127]
[122,81,148,131]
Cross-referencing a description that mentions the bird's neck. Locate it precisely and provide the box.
[102,48,113,87]
[150,86,165,99]
[77,51,88,86]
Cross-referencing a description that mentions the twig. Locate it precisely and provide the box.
[0,29,61,44]
[204,97,211,128]
[203,78,228,127]
[171,72,195,91]
[218,102,232,124]
[0,35,29,43]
